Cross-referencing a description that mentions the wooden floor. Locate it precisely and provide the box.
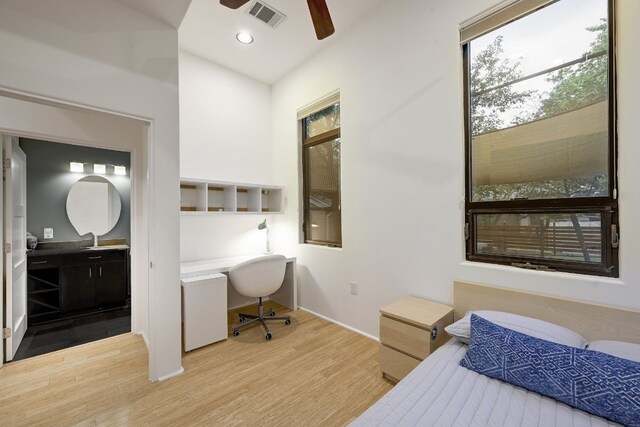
[0,302,392,426]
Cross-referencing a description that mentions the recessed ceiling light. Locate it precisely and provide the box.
[236,32,254,44]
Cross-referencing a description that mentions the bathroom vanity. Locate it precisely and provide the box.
[27,245,129,324]
[26,173,130,325]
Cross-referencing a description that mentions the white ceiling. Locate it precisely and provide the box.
[179,0,387,84]
[115,0,192,28]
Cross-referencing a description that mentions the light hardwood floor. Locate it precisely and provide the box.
[0,302,392,426]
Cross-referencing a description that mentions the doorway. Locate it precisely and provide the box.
[0,94,150,368]
[4,137,133,361]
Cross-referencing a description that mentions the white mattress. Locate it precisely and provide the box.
[351,340,620,427]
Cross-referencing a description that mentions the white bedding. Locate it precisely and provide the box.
[350,340,620,427]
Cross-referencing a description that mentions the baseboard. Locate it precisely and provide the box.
[152,366,184,382]
[298,306,379,342]
[228,297,271,311]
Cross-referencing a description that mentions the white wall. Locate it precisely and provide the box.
[271,0,640,338]
[179,50,275,262]
[0,0,182,380]
[179,50,276,307]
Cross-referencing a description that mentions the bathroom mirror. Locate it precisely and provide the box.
[66,175,122,240]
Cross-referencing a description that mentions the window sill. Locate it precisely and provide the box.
[299,243,343,252]
[458,260,625,286]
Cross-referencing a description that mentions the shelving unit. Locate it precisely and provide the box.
[261,187,283,213]
[207,184,236,212]
[180,178,283,215]
[27,257,61,325]
[180,181,207,213]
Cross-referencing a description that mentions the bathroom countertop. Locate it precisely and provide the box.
[28,244,129,257]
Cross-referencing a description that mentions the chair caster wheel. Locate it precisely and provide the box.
[239,317,245,323]
[233,330,240,337]
[285,319,291,325]
[269,311,275,316]
[265,333,272,341]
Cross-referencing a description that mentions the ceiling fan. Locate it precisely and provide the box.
[219,0,335,40]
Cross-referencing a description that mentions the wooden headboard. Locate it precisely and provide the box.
[454,281,640,344]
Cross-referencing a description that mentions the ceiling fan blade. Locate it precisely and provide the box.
[220,0,250,10]
[307,0,335,40]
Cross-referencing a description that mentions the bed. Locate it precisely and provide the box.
[350,281,640,427]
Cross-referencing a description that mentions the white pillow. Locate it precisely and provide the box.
[444,310,588,348]
[587,340,640,363]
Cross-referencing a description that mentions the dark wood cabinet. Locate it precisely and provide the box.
[95,261,128,308]
[27,255,62,323]
[60,265,97,312]
[27,248,129,324]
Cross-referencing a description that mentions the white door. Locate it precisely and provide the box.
[3,136,27,361]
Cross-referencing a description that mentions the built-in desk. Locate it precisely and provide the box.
[180,255,297,310]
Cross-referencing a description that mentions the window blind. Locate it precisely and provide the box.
[460,0,555,44]
[296,91,340,120]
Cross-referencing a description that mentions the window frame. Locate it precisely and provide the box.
[301,115,342,248]
[462,0,618,277]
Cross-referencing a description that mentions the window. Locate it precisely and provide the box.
[301,101,342,247]
[462,0,618,276]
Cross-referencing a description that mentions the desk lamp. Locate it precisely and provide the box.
[258,218,271,254]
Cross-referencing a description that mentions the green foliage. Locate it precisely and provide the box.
[305,103,340,138]
[473,175,608,202]
[533,20,608,119]
[470,36,533,135]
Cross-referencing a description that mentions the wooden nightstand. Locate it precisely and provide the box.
[379,296,454,383]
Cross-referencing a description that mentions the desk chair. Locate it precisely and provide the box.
[229,255,291,340]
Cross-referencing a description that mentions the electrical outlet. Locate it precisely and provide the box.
[44,228,53,239]
[350,281,358,296]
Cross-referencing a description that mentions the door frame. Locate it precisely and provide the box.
[0,91,152,367]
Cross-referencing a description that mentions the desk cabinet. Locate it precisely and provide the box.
[379,297,454,383]
[181,273,228,351]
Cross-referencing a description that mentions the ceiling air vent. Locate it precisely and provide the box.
[246,1,286,29]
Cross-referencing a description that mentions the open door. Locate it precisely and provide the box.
[3,136,27,361]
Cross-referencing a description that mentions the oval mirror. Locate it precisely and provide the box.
[66,175,122,239]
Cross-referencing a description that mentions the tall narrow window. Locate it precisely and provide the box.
[301,101,342,247]
[462,0,618,276]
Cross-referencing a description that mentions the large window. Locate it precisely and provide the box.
[301,101,342,247]
[462,0,618,276]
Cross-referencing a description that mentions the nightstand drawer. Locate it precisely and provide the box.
[380,315,430,359]
[379,344,420,383]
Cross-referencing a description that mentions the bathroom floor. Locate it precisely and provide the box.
[12,307,131,362]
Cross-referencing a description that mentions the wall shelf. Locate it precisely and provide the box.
[180,178,283,215]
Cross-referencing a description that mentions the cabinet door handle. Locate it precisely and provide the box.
[89,267,92,278]
[31,260,48,265]
[88,256,102,260]
[99,267,102,277]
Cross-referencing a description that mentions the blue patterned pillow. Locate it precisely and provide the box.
[460,314,640,426]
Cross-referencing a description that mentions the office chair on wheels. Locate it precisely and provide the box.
[228,254,291,341]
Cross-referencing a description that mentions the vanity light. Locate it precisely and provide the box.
[93,164,106,174]
[236,32,254,44]
[70,162,84,173]
[114,166,127,176]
